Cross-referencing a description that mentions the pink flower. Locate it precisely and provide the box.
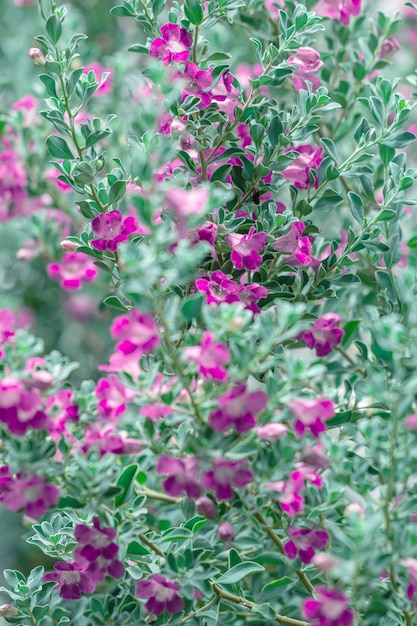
[256,421,287,440]
[46,389,79,441]
[74,517,124,582]
[0,376,48,435]
[156,456,201,498]
[264,0,285,18]
[81,426,143,456]
[289,47,323,92]
[13,0,36,5]
[149,23,193,64]
[83,62,112,95]
[164,186,209,237]
[43,560,97,600]
[184,332,230,382]
[281,145,324,189]
[0,148,27,218]
[136,574,185,615]
[201,458,253,500]
[404,558,417,607]
[273,221,315,266]
[12,95,38,125]
[209,383,268,434]
[95,375,136,420]
[288,397,335,438]
[1,473,59,517]
[284,527,329,563]
[0,309,15,359]
[405,414,417,430]
[91,210,137,251]
[189,221,218,246]
[181,63,213,107]
[226,226,267,271]
[302,587,354,626]
[111,310,160,356]
[314,0,362,25]
[47,253,98,291]
[302,313,344,357]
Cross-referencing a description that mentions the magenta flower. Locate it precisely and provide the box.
[302,587,354,626]
[0,376,48,435]
[0,309,15,359]
[196,271,241,305]
[181,63,213,107]
[81,426,143,456]
[189,221,218,246]
[164,186,209,237]
[74,517,124,583]
[201,458,253,500]
[289,47,323,92]
[266,470,306,518]
[46,389,79,441]
[226,226,267,271]
[302,313,344,357]
[149,23,193,64]
[404,558,417,607]
[209,383,268,434]
[184,332,230,382]
[47,252,98,291]
[91,210,137,251]
[1,474,59,518]
[236,282,268,314]
[256,421,287,440]
[43,560,97,600]
[218,522,235,542]
[95,375,136,420]
[288,397,335,438]
[136,574,185,615]
[296,441,330,490]
[0,148,27,220]
[111,309,160,356]
[281,145,324,190]
[156,456,201,498]
[315,0,362,25]
[284,527,329,564]
[273,221,314,266]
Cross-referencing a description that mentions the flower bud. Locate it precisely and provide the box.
[28,47,46,66]
[178,132,195,150]
[218,522,235,542]
[0,604,19,617]
[311,552,339,571]
[344,502,365,517]
[60,239,79,253]
[195,496,217,518]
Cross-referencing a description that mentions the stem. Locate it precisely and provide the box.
[192,24,199,64]
[253,512,315,595]
[210,583,308,626]
[178,597,218,625]
[138,532,164,557]
[137,485,181,504]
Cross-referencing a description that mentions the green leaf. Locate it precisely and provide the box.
[46,136,74,159]
[115,464,138,506]
[181,293,203,321]
[68,67,84,97]
[128,44,149,54]
[110,4,135,16]
[103,296,130,312]
[384,132,416,148]
[321,137,338,162]
[184,0,203,24]
[262,577,292,592]
[85,129,112,148]
[108,180,127,206]
[379,144,395,167]
[268,115,283,148]
[127,541,150,556]
[250,123,265,149]
[45,15,62,43]
[375,209,396,222]
[348,192,364,225]
[39,74,57,98]
[314,190,344,211]
[229,549,242,569]
[216,561,265,584]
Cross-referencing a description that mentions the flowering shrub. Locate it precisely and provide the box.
[2,0,417,625]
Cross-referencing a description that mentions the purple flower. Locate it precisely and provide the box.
[74,517,125,583]
[149,23,193,64]
[315,0,362,25]
[284,527,329,563]
[281,145,324,190]
[43,560,96,600]
[136,574,185,615]
[201,458,253,500]
[164,186,209,237]
[0,376,48,435]
[156,456,201,498]
[91,210,137,251]
[288,397,335,438]
[256,421,287,440]
[302,587,354,626]
[81,425,143,456]
[111,309,160,356]
[273,221,313,266]
[302,313,344,357]
[226,226,267,271]
[47,252,98,291]
[266,470,306,518]
[1,474,59,518]
[209,383,268,434]
[184,332,230,381]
